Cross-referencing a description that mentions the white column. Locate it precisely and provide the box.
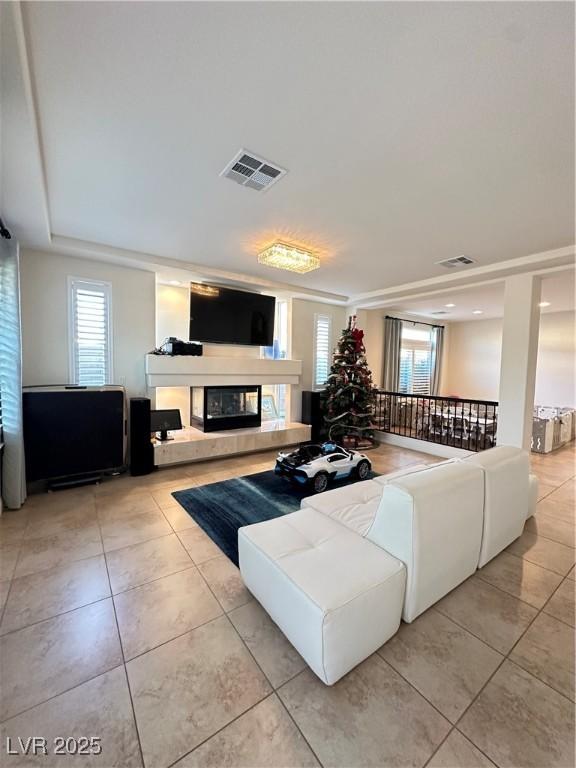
[497,274,541,450]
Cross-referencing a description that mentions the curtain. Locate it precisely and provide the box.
[382,317,402,391]
[430,325,444,396]
[0,235,26,510]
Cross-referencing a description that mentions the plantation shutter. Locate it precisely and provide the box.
[314,314,332,389]
[399,348,412,393]
[412,346,432,394]
[398,328,432,395]
[69,279,112,386]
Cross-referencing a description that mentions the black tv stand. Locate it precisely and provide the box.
[157,430,174,442]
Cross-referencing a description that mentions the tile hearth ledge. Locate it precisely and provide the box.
[153,421,312,465]
[145,354,302,387]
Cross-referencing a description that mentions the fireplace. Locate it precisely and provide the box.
[190,385,262,432]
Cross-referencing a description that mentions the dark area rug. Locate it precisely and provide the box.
[172,469,377,566]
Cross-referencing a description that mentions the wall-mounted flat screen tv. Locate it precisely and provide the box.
[189,283,275,346]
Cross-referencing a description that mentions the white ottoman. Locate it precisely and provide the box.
[238,508,406,685]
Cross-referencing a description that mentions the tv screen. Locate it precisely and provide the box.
[189,284,275,346]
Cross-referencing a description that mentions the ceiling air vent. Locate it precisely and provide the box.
[431,310,449,316]
[220,149,287,192]
[436,255,476,269]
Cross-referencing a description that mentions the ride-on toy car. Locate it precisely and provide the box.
[274,441,372,493]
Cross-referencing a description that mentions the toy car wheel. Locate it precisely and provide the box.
[356,459,371,480]
[312,472,329,494]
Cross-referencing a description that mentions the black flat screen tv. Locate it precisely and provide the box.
[189,284,275,346]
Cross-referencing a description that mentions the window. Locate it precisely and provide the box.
[313,313,332,389]
[68,278,112,386]
[399,326,431,395]
[261,299,289,421]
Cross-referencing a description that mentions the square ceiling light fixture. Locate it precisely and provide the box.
[258,242,320,274]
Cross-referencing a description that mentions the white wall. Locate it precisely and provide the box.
[535,311,575,407]
[442,317,502,400]
[156,284,189,346]
[20,249,156,397]
[442,310,575,406]
[290,299,347,421]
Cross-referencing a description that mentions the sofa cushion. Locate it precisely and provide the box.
[238,508,406,685]
[300,463,432,536]
[372,462,441,487]
[300,479,382,535]
[464,446,530,567]
[366,461,485,622]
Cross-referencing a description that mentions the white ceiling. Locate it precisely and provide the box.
[389,270,575,321]
[3,1,575,298]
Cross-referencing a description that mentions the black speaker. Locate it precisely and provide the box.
[302,390,325,442]
[130,397,154,476]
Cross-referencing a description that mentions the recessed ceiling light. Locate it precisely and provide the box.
[539,301,551,308]
[445,303,456,308]
[258,242,320,273]
[472,310,483,315]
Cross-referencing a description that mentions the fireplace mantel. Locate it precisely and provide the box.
[145,354,302,387]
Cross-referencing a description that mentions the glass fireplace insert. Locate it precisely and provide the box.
[190,385,262,432]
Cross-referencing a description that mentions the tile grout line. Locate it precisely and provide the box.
[372,650,463,724]
[422,652,509,766]
[177,560,326,768]
[431,602,514,656]
[473,568,571,616]
[0,537,25,630]
[274,689,325,768]
[162,692,282,768]
[0,594,111,639]
[427,606,555,766]
[117,612,224,665]
[173,529,223,567]
[2,530,201,618]
[220,609,325,768]
[504,548,573,577]
[403,476,576,766]
[443,564,575,750]
[0,663,126,726]
[421,727,461,768]
[154,566,281,768]
[110,559,196,598]
[0,614,241,728]
[95,509,146,768]
[0,531,204,637]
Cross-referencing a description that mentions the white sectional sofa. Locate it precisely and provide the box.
[238,446,538,685]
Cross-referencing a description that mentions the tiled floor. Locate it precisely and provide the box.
[0,442,574,767]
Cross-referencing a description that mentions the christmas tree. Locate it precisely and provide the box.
[322,315,376,447]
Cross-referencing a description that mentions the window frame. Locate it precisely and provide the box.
[313,313,332,391]
[67,276,113,387]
